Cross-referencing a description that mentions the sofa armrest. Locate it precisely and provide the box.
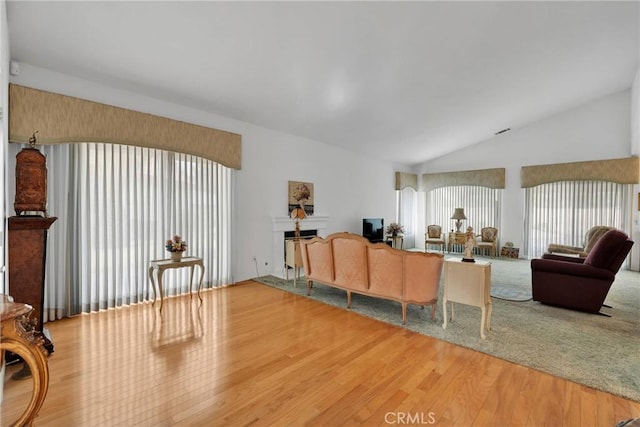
[531,259,614,281]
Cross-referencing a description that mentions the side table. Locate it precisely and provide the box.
[0,295,50,426]
[285,239,303,288]
[442,259,492,339]
[386,235,404,250]
[148,257,205,312]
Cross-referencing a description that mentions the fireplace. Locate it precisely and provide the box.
[271,216,328,277]
[284,229,317,240]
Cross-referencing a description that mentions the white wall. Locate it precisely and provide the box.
[7,63,402,283]
[0,1,8,294]
[232,113,402,280]
[632,68,639,156]
[0,0,8,403]
[631,69,640,270]
[414,89,633,259]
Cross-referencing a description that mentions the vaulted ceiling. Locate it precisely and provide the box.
[6,1,639,166]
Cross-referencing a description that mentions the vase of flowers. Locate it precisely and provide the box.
[386,223,404,237]
[166,235,187,261]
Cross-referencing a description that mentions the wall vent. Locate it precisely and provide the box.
[494,128,511,136]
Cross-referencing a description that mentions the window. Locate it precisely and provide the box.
[33,143,233,320]
[524,180,633,260]
[427,186,502,237]
[397,187,417,248]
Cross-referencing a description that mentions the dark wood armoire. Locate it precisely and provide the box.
[8,216,57,353]
[8,139,56,354]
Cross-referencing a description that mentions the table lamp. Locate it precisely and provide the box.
[290,206,306,238]
[451,208,466,232]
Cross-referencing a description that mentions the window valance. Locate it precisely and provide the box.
[394,172,418,191]
[8,84,242,169]
[422,168,505,192]
[520,157,639,188]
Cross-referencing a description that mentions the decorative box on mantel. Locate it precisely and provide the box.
[500,246,520,259]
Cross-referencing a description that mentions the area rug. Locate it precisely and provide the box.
[254,256,640,402]
[490,284,532,301]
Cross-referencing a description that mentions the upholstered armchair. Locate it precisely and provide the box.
[531,229,633,315]
[476,227,498,258]
[424,225,445,253]
[546,225,615,258]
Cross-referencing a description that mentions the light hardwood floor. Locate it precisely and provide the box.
[3,281,639,426]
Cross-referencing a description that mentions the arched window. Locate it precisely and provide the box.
[8,142,234,320]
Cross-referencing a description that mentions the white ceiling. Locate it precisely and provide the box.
[6,1,640,166]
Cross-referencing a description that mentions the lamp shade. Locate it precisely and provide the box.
[451,208,467,220]
[290,207,306,220]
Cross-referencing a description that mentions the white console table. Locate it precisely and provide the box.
[442,258,492,339]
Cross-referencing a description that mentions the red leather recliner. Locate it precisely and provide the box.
[531,229,634,315]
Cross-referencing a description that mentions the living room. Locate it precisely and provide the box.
[1,1,639,425]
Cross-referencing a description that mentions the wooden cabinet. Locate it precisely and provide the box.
[448,232,466,252]
[8,216,57,352]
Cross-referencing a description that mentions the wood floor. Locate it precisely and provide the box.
[3,281,639,426]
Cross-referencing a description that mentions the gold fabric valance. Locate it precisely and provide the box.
[422,168,505,192]
[395,172,418,191]
[520,157,639,188]
[8,84,242,169]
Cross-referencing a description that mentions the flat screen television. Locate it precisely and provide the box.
[362,218,384,243]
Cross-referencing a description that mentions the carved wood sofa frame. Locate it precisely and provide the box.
[300,232,444,324]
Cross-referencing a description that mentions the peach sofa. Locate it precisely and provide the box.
[299,232,444,324]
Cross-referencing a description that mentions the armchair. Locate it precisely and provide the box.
[476,227,498,258]
[546,225,615,258]
[531,229,633,315]
[424,225,445,253]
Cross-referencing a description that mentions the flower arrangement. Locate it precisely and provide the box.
[165,235,187,253]
[386,223,404,236]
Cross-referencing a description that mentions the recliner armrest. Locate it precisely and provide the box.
[542,253,586,263]
[531,259,614,281]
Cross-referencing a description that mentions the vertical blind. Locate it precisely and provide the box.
[427,186,502,238]
[14,142,234,321]
[524,181,633,260]
[397,187,417,248]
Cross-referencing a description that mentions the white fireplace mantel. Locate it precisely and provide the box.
[271,215,329,232]
[271,215,328,276]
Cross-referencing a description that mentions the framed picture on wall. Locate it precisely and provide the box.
[288,181,314,216]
